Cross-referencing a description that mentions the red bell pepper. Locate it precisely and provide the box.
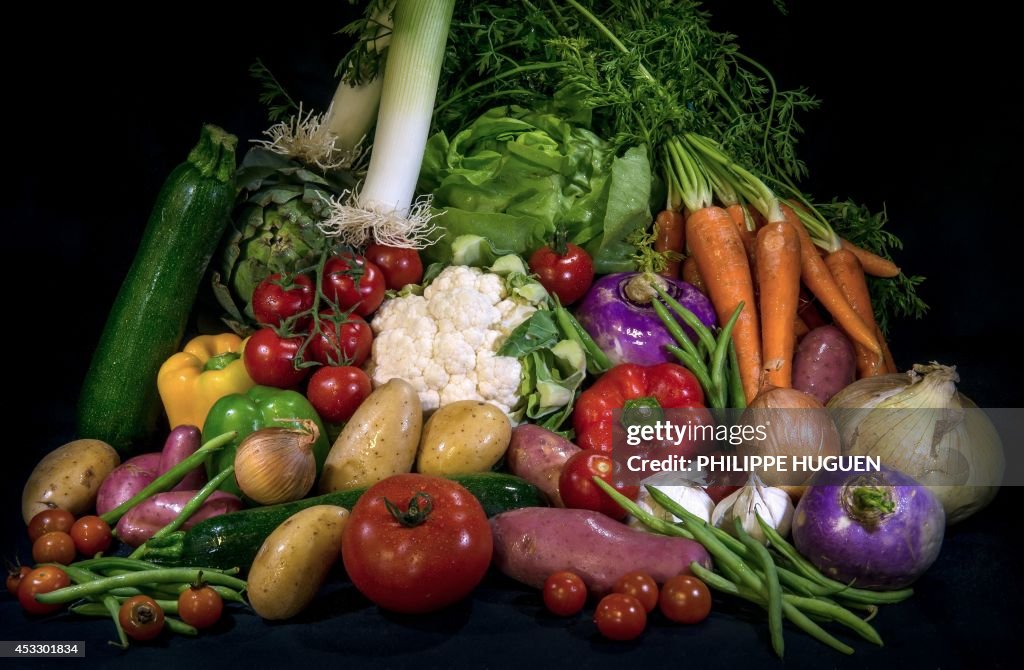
[573,363,704,453]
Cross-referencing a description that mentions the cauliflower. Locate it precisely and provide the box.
[368,265,537,414]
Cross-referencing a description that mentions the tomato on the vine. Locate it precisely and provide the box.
[32,532,76,565]
[613,572,659,613]
[70,516,112,557]
[543,571,587,617]
[323,253,386,316]
[365,244,423,290]
[243,328,310,388]
[659,574,712,624]
[178,584,224,629]
[558,450,637,520]
[18,566,70,615]
[594,593,647,641]
[342,474,492,614]
[307,366,372,423]
[119,595,165,641]
[308,312,373,367]
[528,241,594,305]
[7,565,30,596]
[251,273,314,327]
[27,509,75,542]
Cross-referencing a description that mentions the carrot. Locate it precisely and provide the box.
[824,249,884,377]
[781,204,881,355]
[877,325,897,373]
[686,206,762,402]
[794,315,810,339]
[681,256,707,294]
[727,204,758,264]
[840,238,900,278]
[654,210,685,277]
[756,219,801,388]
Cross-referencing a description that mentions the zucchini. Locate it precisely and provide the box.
[145,472,546,570]
[77,125,237,453]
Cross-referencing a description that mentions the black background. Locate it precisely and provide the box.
[3,1,1022,667]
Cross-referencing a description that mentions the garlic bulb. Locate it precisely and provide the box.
[234,421,319,505]
[629,473,714,531]
[711,473,794,543]
[828,363,1004,524]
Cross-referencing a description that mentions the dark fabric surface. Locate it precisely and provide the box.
[2,1,1022,667]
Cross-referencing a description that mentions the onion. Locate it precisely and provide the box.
[827,363,1004,524]
[234,420,319,505]
[737,386,841,489]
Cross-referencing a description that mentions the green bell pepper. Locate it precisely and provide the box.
[203,385,330,496]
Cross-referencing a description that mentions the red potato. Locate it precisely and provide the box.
[160,425,207,491]
[115,491,242,547]
[95,453,162,516]
[792,325,856,404]
[506,425,581,507]
[491,508,712,595]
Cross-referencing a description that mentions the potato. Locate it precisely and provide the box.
[417,401,511,476]
[247,505,349,620]
[22,439,120,523]
[319,379,422,493]
[506,424,580,506]
[792,325,856,404]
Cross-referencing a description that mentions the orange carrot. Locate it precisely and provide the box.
[654,210,685,278]
[756,219,801,388]
[681,256,707,294]
[686,206,762,402]
[840,238,900,278]
[877,325,897,373]
[727,204,758,265]
[824,249,884,377]
[781,204,881,355]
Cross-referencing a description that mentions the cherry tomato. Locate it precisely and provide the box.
[594,593,647,641]
[558,450,636,520]
[659,574,712,624]
[365,244,424,290]
[119,595,165,641]
[243,328,310,388]
[308,312,373,367]
[323,253,386,316]
[307,366,372,423]
[543,571,587,617]
[69,516,112,557]
[251,273,315,327]
[7,565,30,596]
[178,584,224,629]
[528,242,594,305]
[18,566,70,615]
[27,509,75,542]
[613,572,659,613]
[32,532,76,565]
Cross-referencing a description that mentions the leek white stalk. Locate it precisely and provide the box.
[320,0,455,248]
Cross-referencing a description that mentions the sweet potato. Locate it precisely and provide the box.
[792,325,856,405]
[159,425,207,491]
[115,490,242,547]
[491,508,712,595]
[506,425,580,507]
[95,453,162,516]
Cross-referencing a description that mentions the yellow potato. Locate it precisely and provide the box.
[247,505,349,620]
[319,379,422,493]
[417,400,512,476]
[22,439,120,523]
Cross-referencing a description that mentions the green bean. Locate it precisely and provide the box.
[112,596,179,615]
[787,595,883,646]
[165,617,198,637]
[554,304,611,374]
[665,345,719,406]
[103,595,129,649]
[591,477,696,540]
[72,557,160,572]
[734,518,784,658]
[653,299,701,362]
[728,339,746,409]
[169,583,247,604]
[710,302,743,403]
[100,431,237,525]
[644,485,748,555]
[70,603,109,617]
[654,284,717,355]
[781,600,854,655]
[36,569,247,604]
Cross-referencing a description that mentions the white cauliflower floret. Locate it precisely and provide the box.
[369,265,536,415]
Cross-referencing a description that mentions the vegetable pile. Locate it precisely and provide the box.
[11,0,1007,660]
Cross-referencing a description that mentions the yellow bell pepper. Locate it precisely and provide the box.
[157,333,255,429]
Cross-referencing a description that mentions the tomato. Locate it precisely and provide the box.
[69,516,112,557]
[659,574,712,624]
[543,571,587,617]
[18,566,70,615]
[119,595,165,641]
[251,273,315,327]
[594,593,647,641]
[307,366,372,423]
[528,242,594,305]
[342,474,492,614]
[613,572,659,613]
[7,565,30,596]
[32,532,76,565]
[365,244,423,290]
[323,253,386,316]
[27,509,75,542]
[178,584,224,629]
[243,328,310,388]
[558,450,636,520]
[308,312,373,367]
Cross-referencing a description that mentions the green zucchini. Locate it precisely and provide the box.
[145,472,546,570]
[77,125,237,453]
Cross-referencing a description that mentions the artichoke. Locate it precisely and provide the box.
[212,149,354,333]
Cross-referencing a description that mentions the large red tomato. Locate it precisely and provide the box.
[341,474,492,614]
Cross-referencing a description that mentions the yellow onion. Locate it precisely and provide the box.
[827,363,1004,524]
[234,420,319,505]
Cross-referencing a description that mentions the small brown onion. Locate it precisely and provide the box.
[737,386,841,487]
[234,420,319,505]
